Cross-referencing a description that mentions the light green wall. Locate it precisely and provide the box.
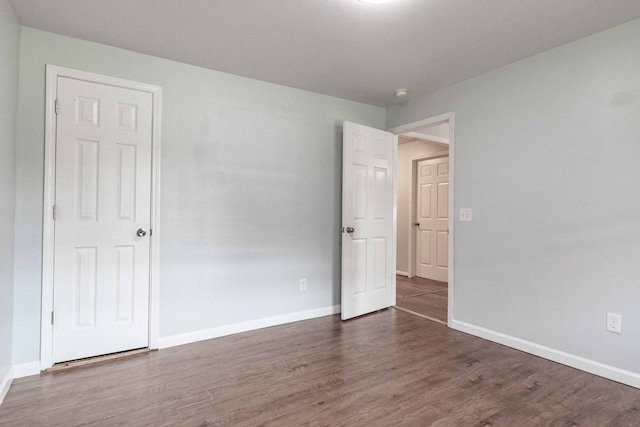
[388,19,640,374]
[0,0,19,383]
[13,27,385,364]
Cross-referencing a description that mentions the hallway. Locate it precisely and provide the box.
[395,274,447,324]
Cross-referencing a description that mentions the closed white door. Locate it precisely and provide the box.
[53,77,153,363]
[341,121,395,320]
[415,157,449,282]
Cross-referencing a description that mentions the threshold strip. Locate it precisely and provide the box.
[392,306,447,326]
[47,348,150,372]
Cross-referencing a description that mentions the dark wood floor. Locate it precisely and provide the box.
[2,310,640,426]
[396,274,448,323]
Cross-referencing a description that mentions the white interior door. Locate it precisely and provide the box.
[415,156,449,282]
[53,76,153,363]
[341,121,395,320]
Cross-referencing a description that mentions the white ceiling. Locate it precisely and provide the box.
[9,0,640,107]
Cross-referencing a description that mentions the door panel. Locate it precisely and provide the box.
[53,77,153,363]
[420,230,432,266]
[342,122,395,320]
[75,247,98,327]
[415,157,449,282]
[437,231,449,269]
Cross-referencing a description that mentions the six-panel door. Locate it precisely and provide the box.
[415,156,449,282]
[53,77,153,363]
[341,121,395,320]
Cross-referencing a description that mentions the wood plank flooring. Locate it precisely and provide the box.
[395,274,448,323]
[2,310,640,426]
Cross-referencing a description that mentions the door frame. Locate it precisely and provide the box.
[40,65,163,370]
[387,112,454,325]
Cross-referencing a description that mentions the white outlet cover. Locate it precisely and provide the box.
[606,312,622,334]
[460,208,473,222]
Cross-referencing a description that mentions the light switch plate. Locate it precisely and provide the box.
[460,208,473,222]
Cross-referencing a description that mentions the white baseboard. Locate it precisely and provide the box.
[12,362,41,379]
[0,367,12,406]
[396,271,409,277]
[451,319,640,389]
[159,305,341,349]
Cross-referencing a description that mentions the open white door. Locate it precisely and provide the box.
[341,121,396,320]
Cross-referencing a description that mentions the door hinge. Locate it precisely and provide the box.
[55,99,59,114]
[150,229,153,236]
[51,311,54,325]
[53,205,56,220]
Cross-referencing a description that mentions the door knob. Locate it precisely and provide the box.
[346,227,355,233]
[414,222,420,226]
[136,228,147,237]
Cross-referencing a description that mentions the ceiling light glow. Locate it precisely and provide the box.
[359,0,394,4]
[394,88,409,97]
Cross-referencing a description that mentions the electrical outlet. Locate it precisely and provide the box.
[299,278,307,292]
[606,312,622,334]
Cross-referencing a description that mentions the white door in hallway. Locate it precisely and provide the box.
[341,121,396,320]
[415,156,449,282]
[53,76,153,363]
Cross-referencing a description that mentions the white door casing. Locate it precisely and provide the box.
[387,112,454,326]
[341,121,396,320]
[415,157,449,282]
[42,66,162,368]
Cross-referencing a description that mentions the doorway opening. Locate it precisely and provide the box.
[388,113,454,325]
